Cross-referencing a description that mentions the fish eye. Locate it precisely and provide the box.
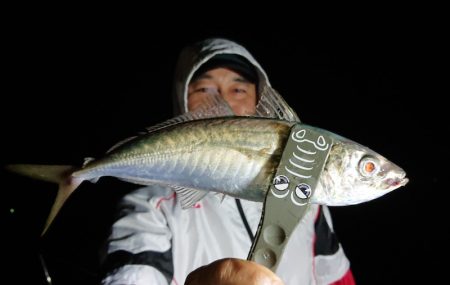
[358,156,380,177]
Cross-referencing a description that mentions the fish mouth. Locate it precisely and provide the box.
[386,176,409,188]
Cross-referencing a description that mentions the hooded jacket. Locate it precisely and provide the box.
[101,38,353,285]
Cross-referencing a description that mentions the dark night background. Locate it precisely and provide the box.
[1,23,445,284]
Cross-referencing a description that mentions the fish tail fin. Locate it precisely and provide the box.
[5,164,83,236]
[43,177,83,235]
[4,164,77,184]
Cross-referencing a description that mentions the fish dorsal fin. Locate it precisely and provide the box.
[256,86,301,122]
[171,186,209,209]
[82,157,95,167]
[105,92,234,156]
[105,136,138,154]
[146,91,234,133]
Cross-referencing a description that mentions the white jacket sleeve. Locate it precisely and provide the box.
[100,186,175,285]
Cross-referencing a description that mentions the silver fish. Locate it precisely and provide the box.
[6,116,408,235]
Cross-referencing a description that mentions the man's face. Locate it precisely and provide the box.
[187,68,257,116]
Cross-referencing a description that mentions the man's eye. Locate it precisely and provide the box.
[196,87,217,94]
[233,88,247,94]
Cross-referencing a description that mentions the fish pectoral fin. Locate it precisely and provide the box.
[171,186,208,209]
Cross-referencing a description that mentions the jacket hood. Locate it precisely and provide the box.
[172,38,271,115]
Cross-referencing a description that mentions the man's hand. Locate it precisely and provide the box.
[185,258,284,285]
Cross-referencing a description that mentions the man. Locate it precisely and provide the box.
[100,38,355,284]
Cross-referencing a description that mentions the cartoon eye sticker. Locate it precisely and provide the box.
[316,136,326,147]
[358,156,380,177]
[271,175,290,198]
[290,183,311,206]
[295,183,311,199]
[273,175,289,191]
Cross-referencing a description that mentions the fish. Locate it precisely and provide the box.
[5,116,408,234]
[5,88,408,235]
